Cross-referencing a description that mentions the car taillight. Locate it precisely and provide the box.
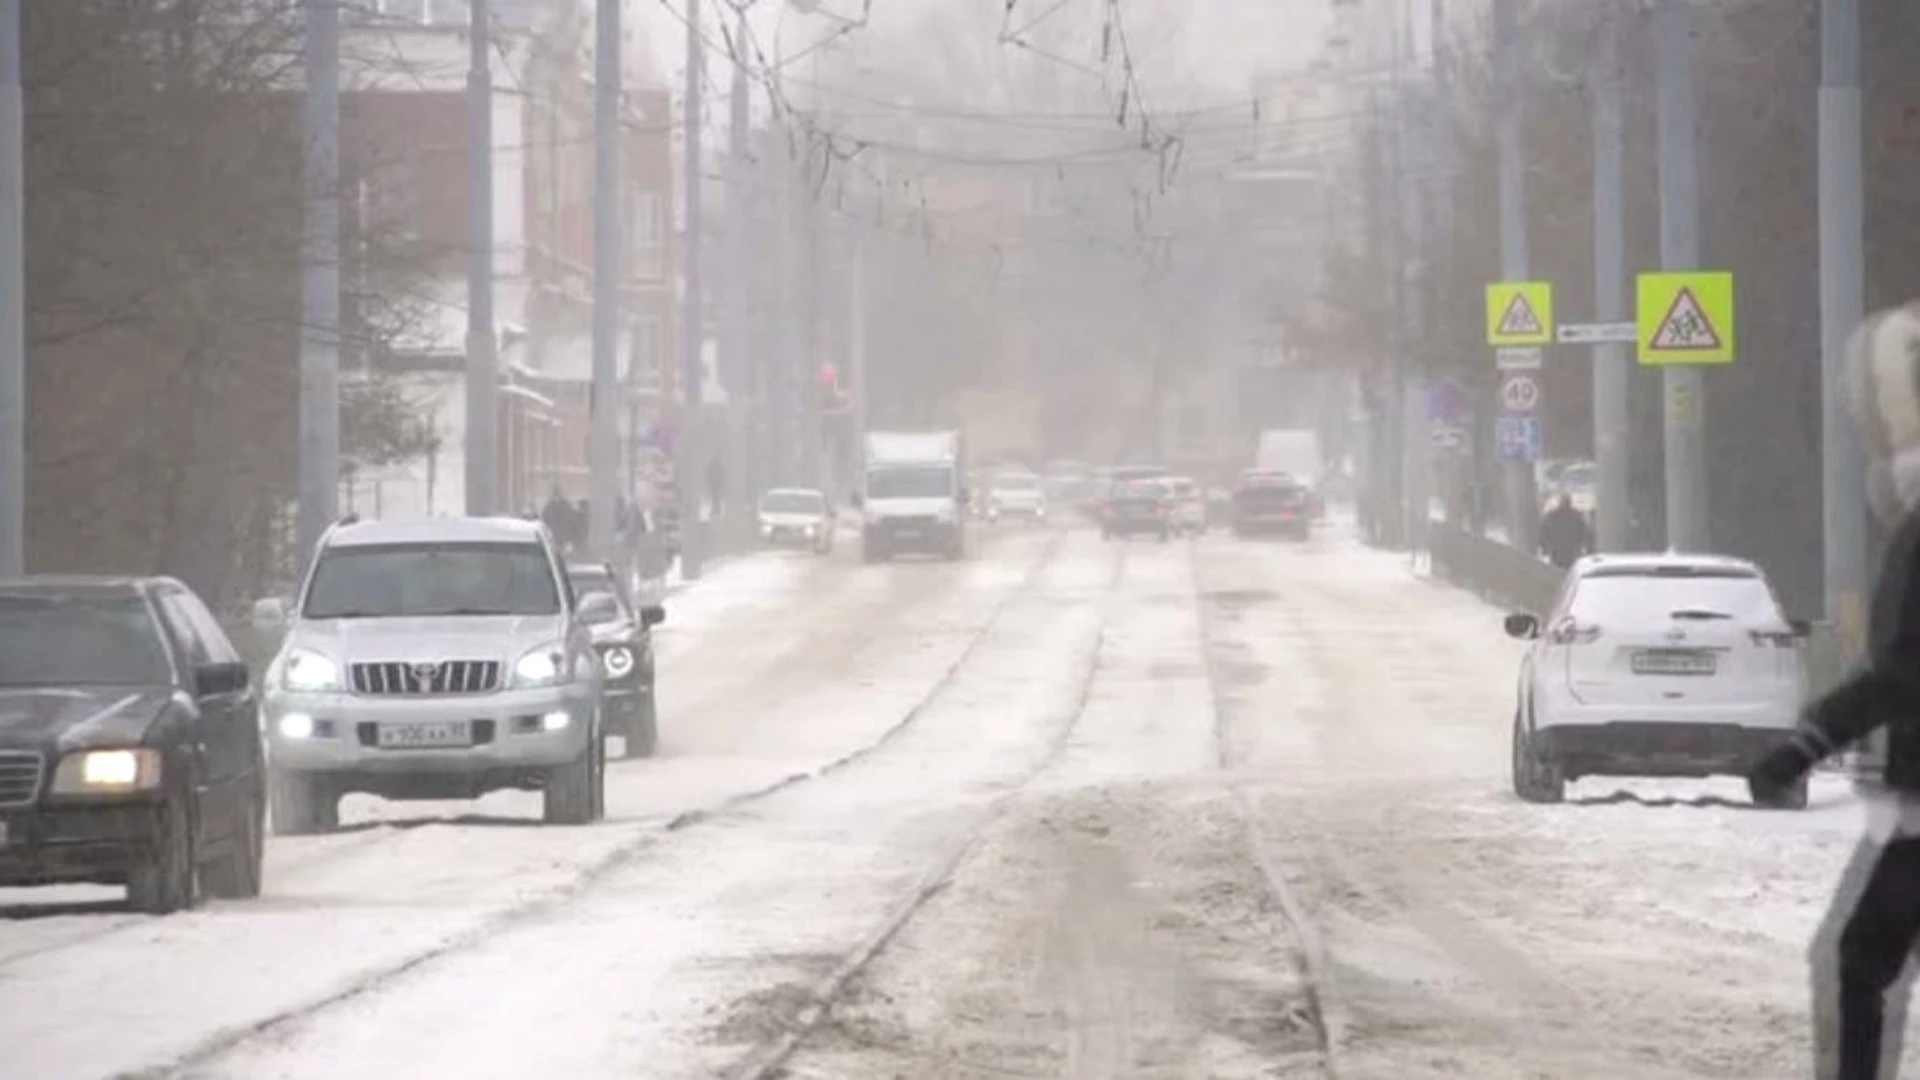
[1750,630,1797,648]
[1548,622,1601,645]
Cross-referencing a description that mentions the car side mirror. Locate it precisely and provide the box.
[1503,613,1540,640]
[1789,617,1814,638]
[194,660,250,697]
[250,596,288,630]
[577,592,620,626]
[640,604,666,628]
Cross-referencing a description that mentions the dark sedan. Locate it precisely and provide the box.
[1231,471,1313,539]
[1100,480,1173,541]
[568,563,666,759]
[0,577,265,913]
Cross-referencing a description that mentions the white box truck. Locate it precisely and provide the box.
[857,430,967,562]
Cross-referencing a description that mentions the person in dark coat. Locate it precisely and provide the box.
[1748,303,1920,1079]
[540,489,571,544]
[1537,494,1590,569]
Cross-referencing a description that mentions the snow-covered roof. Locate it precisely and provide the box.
[326,515,546,548]
[1573,552,1763,576]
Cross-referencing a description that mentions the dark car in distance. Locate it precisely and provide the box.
[0,578,266,913]
[1100,479,1173,541]
[1232,470,1313,540]
[568,562,666,759]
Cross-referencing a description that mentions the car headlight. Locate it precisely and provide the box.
[602,645,635,678]
[512,642,566,687]
[803,524,818,537]
[50,748,163,795]
[280,648,340,692]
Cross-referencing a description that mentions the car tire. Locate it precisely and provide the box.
[269,769,339,836]
[1511,711,1566,804]
[203,790,265,900]
[128,793,199,915]
[544,733,603,825]
[1750,774,1810,811]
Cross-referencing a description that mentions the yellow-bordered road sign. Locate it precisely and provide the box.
[1485,281,1554,346]
[1637,271,1735,365]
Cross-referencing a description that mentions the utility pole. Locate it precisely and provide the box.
[1591,3,1630,552]
[1493,0,1537,555]
[590,0,621,557]
[296,0,341,574]
[465,0,499,518]
[1655,0,1706,551]
[677,0,706,580]
[1820,0,1867,646]
[722,6,753,531]
[0,0,21,577]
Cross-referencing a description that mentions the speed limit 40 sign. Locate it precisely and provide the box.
[1499,372,1540,413]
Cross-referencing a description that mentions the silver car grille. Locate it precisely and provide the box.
[0,751,43,807]
[350,660,501,696]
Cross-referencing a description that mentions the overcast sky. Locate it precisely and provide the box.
[630,0,1336,118]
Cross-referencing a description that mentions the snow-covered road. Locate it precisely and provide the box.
[0,521,1894,1078]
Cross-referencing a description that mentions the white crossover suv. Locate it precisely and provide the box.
[1504,553,1811,808]
[257,516,609,833]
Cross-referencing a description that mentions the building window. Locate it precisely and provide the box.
[379,0,429,21]
[626,316,662,385]
[629,191,663,281]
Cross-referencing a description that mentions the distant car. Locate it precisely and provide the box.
[259,516,608,833]
[1231,471,1312,539]
[1100,480,1172,541]
[1503,553,1810,808]
[985,472,1048,524]
[568,561,666,759]
[0,577,266,913]
[1160,476,1207,535]
[757,488,834,554]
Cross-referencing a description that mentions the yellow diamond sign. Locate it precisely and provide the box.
[1637,271,1735,365]
[1485,281,1554,347]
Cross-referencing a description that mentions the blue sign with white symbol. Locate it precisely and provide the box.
[1495,415,1543,463]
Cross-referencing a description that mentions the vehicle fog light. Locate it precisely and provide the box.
[541,710,570,732]
[279,713,316,739]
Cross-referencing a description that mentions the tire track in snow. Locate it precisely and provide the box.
[717,537,1128,1080]
[118,531,1071,1080]
[1192,541,1341,1080]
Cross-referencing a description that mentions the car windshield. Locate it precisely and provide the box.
[868,467,952,499]
[760,491,826,515]
[0,593,172,687]
[303,542,561,619]
[993,475,1039,491]
[1569,570,1782,624]
[1559,464,1597,490]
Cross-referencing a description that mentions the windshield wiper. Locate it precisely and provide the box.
[1670,608,1734,620]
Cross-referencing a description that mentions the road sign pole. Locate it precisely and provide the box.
[1592,4,1630,553]
[1494,0,1539,556]
[1819,0,1868,644]
[1656,0,1707,552]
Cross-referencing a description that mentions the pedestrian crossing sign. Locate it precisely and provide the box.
[1637,271,1735,365]
[1485,281,1554,346]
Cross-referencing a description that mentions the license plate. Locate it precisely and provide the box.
[1631,649,1716,676]
[377,721,473,749]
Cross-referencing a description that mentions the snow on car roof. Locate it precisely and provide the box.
[325,516,547,548]
[1573,551,1762,577]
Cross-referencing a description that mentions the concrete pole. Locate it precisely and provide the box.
[722,8,753,523]
[296,0,341,574]
[590,0,622,556]
[1592,3,1631,552]
[1655,0,1706,551]
[677,0,706,580]
[465,0,499,518]
[1493,0,1538,555]
[1820,0,1867,641]
[0,0,20,576]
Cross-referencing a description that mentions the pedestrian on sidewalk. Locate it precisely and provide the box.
[1748,303,1920,1080]
[1537,494,1589,569]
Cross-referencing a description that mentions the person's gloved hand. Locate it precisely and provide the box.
[1747,731,1821,800]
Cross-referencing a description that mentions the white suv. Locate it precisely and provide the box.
[257,517,609,832]
[1504,553,1810,808]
